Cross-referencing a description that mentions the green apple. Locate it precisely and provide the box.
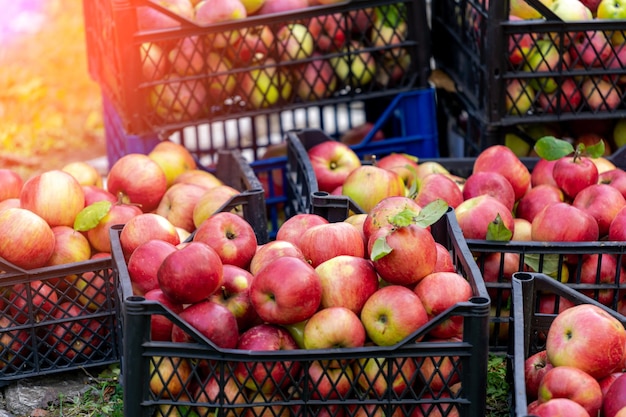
[597,0,626,19]
[613,118,626,149]
[505,132,532,157]
[506,79,536,115]
[523,39,565,94]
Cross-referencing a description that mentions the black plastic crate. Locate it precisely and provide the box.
[83,0,431,137]
[110,204,490,417]
[431,0,626,152]
[507,272,626,416]
[0,256,120,386]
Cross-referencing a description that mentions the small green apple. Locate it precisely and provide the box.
[597,0,626,18]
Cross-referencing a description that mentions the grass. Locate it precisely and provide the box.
[486,354,511,417]
[43,365,123,417]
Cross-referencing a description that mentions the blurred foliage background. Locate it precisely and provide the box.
[0,0,105,180]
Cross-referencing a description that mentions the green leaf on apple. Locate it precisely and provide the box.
[585,139,606,158]
[486,214,513,241]
[533,136,575,160]
[370,236,393,261]
[73,200,112,232]
[523,254,561,277]
[388,199,448,228]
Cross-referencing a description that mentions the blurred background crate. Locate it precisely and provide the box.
[83,0,433,165]
[431,0,626,156]
[0,257,120,386]
[507,272,626,416]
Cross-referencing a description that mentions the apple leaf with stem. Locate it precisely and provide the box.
[73,201,112,232]
[370,199,448,261]
[534,136,606,160]
[523,253,561,278]
[486,214,513,242]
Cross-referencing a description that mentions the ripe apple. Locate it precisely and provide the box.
[276,23,314,61]
[248,240,307,276]
[307,141,361,193]
[363,196,423,241]
[546,303,626,379]
[171,300,239,349]
[82,185,117,207]
[48,301,105,360]
[360,285,429,346]
[0,198,20,212]
[192,184,242,228]
[173,168,223,189]
[158,241,223,305]
[532,398,594,417]
[46,225,92,290]
[538,294,575,314]
[512,218,533,241]
[155,182,207,233]
[193,373,247,417]
[573,183,626,237]
[305,359,354,400]
[414,173,464,209]
[107,153,168,213]
[249,256,322,325]
[515,184,565,223]
[194,0,246,48]
[315,255,379,315]
[0,316,31,370]
[473,145,531,201]
[537,365,602,416]
[609,205,626,240]
[119,213,180,261]
[582,77,622,111]
[274,213,329,249]
[9,279,58,324]
[552,154,599,199]
[598,372,624,397]
[356,354,418,398]
[414,272,473,339]
[531,158,558,188]
[524,39,569,94]
[480,252,521,302]
[578,254,626,306]
[505,78,535,115]
[74,252,115,312]
[20,169,85,227]
[303,306,366,350]
[298,222,365,268]
[148,141,197,187]
[61,161,103,188]
[341,165,406,213]
[193,211,258,269]
[462,171,516,211]
[599,168,626,199]
[434,242,456,272]
[603,373,626,417]
[375,153,420,191]
[209,264,260,331]
[238,59,292,109]
[368,223,437,286]
[0,168,23,201]
[86,202,143,254]
[417,339,461,393]
[127,239,178,296]
[531,202,599,242]
[233,323,300,394]
[148,356,192,399]
[295,53,338,101]
[537,78,582,114]
[454,195,515,240]
[143,288,184,341]
[349,403,404,417]
[524,350,554,402]
[0,207,55,269]
[330,41,376,88]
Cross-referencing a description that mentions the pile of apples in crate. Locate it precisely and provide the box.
[522,302,626,417]
[142,0,410,117]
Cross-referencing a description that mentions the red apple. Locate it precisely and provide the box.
[368,223,438,286]
[193,373,247,417]
[356,354,418,398]
[209,264,260,331]
[515,184,564,223]
[472,145,531,201]
[233,323,300,394]
[0,316,31,370]
[193,211,258,269]
[107,153,168,213]
[307,140,361,193]
[434,242,456,272]
[192,184,242,228]
[155,182,207,233]
[298,222,365,268]
[274,213,329,248]
[408,391,460,417]
[552,154,599,199]
[578,254,626,306]
[609,205,626,241]
[315,255,379,315]
[305,360,354,400]
[414,173,463,209]
[598,372,624,397]
[582,77,622,111]
[20,169,85,227]
[147,140,197,187]
[143,288,183,342]
[0,207,55,269]
[157,241,223,305]
[546,303,626,379]
[0,198,20,212]
[480,251,521,302]
[524,350,554,402]
[248,240,307,276]
[303,306,366,350]
[454,195,515,240]
[249,256,322,325]
[603,372,626,417]
[171,300,239,349]
[600,168,626,200]
[341,165,406,213]
[61,161,103,188]
[85,201,143,254]
[512,218,533,241]
[73,252,114,312]
[48,301,105,360]
[573,183,626,237]
[531,202,599,242]
[414,272,473,339]
[0,169,23,201]
[537,365,602,417]
[462,171,516,211]
[531,158,558,188]
[127,239,178,296]
[46,225,92,290]
[363,196,423,241]
[537,294,575,315]
[148,356,192,400]
[537,78,582,113]
[119,213,180,261]
[417,339,461,393]
[360,285,429,346]
[532,398,594,417]
[376,152,420,190]
[173,169,223,190]
[9,279,58,324]
[82,185,117,207]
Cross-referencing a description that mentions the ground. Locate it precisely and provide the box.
[0,0,106,180]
